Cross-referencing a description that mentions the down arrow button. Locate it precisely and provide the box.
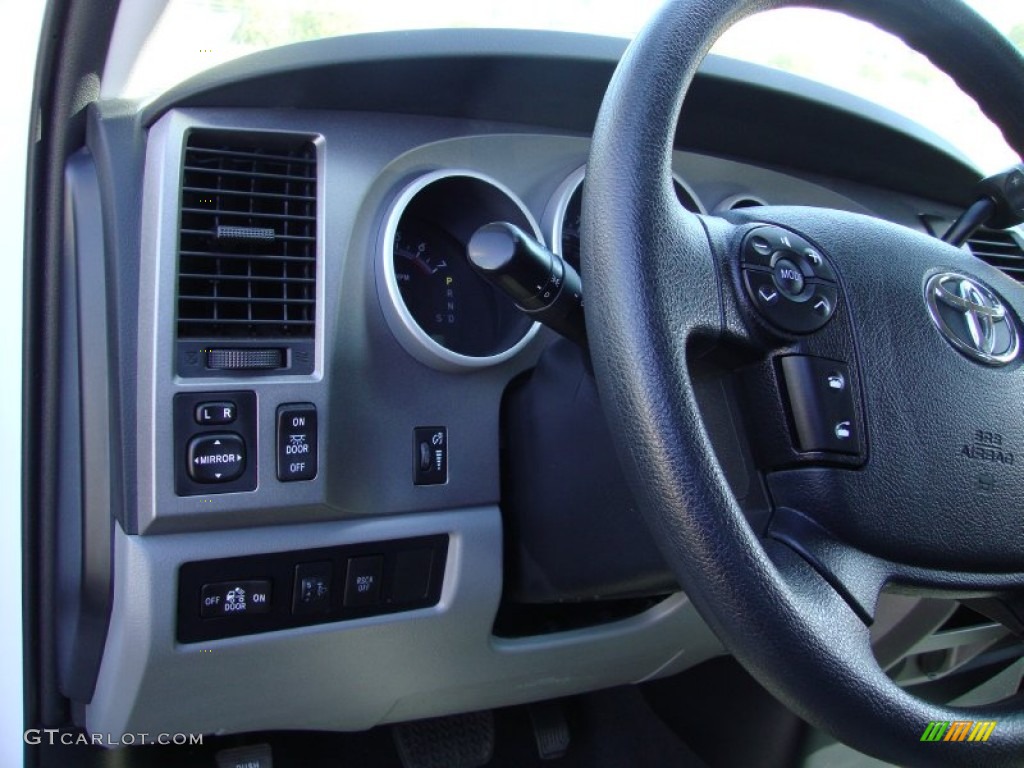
[187,433,246,483]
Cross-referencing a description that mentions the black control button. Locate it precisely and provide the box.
[802,246,837,281]
[344,556,383,607]
[741,227,803,268]
[750,235,773,258]
[277,404,317,482]
[195,401,237,425]
[824,369,846,392]
[200,580,271,618]
[808,286,839,324]
[743,271,838,334]
[833,420,854,442]
[414,427,448,485]
[745,270,781,308]
[388,549,435,604]
[292,561,332,615]
[740,226,840,334]
[779,356,861,455]
[187,433,246,483]
[772,258,806,298]
[175,391,257,497]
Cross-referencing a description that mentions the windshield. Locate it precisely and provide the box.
[110,0,1023,173]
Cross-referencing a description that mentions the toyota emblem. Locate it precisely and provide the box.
[925,273,1019,366]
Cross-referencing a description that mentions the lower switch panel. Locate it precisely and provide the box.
[177,535,448,643]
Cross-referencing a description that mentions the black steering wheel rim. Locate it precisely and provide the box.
[583,1,1024,765]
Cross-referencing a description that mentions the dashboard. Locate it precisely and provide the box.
[52,28,1013,742]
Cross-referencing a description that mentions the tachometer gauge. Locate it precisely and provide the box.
[378,171,542,370]
[392,217,504,356]
[548,165,705,271]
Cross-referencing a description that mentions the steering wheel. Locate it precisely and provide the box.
[583,1,1024,765]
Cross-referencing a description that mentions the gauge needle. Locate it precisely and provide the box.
[395,247,443,275]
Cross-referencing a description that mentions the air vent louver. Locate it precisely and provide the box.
[177,132,317,340]
[967,227,1024,283]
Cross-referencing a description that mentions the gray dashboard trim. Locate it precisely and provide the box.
[138,29,963,162]
[85,507,722,737]
[111,106,900,741]
[137,111,331,534]
[137,110,566,534]
[135,108,876,536]
[56,151,114,704]
[136,30,980,203]
[86,101,149,536]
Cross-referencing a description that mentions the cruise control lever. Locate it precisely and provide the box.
[943,164,1024,246]
[467,222,587,346]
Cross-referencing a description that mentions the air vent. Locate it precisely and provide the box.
[967,227,1024,283]
[177,132,317,344]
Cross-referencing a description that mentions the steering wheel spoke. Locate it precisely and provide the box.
[769,506,892,624]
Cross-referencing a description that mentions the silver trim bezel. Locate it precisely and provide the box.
[715,193,769,213]
[544,164,705,258]
[377,169,543,371]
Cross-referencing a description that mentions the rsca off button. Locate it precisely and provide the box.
[277,404,318,482]
[187,433,246,483]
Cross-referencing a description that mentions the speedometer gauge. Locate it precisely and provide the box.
[548,165,705,271]
[378,171,542,370]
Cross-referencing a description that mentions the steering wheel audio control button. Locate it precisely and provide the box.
[740,227,839,334]
[779,356,861,455]
[803,247,836,281]
[772,258,806,297]
[757,283,780,306]
[741,226,804,267]
[743,272,837,334]
[750,235,773,257]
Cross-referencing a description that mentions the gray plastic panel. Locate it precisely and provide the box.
[56,152,114,703]
[138,108,877,534]
[135,30,981,204]
[138,112,330,533]
[85,508,722,738]
[118,107,916,740]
